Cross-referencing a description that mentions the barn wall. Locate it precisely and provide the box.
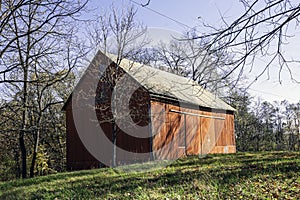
[65,62,152,170]
[65,102,100,170]
[151,101,235,160]
[95,63,152,165]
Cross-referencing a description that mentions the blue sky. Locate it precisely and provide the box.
[87,0,245,30]
[87,0,300,103]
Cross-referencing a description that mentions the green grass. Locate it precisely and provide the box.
[0,151,299,199]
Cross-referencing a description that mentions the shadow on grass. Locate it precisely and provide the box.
[0,167,117,193]
[1,151,299,199]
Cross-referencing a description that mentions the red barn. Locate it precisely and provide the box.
[62,51,236,170]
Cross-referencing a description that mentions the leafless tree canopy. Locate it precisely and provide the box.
[193,0,300,84]
[0,0,88,179]
[86,4,148,65]
[0,0,88,84]
[147,33,234,94]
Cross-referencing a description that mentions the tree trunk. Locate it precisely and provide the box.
[14,147,21,178]
[112,121,117,167]
[30,129,40,178]
[29,149,37,178]
[20,70,28,179]
[30,116,42,177]
[297,119,300,151]
[256,135,260,151]
[19,132,27,178]
[112,88,117,167]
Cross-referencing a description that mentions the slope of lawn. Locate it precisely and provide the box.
[0,151,299,199]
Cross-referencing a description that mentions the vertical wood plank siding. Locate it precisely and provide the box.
[151,101,235,160]
[66,63,152,170]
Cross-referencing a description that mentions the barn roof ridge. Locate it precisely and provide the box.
[62,51,235,112]
[104,52,235,112]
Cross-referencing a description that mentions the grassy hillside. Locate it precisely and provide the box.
[0,151,299,199]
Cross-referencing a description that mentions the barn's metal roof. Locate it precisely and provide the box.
[105,52,235,112]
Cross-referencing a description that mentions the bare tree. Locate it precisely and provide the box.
[0,0,88,178]
[192,0,300,84]
[86,4,148,65]
[148,31,234,95]
[85,4,150,167]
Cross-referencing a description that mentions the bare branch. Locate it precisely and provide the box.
[191,0,300,85]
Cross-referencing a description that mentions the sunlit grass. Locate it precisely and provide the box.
[0,151,299,199]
